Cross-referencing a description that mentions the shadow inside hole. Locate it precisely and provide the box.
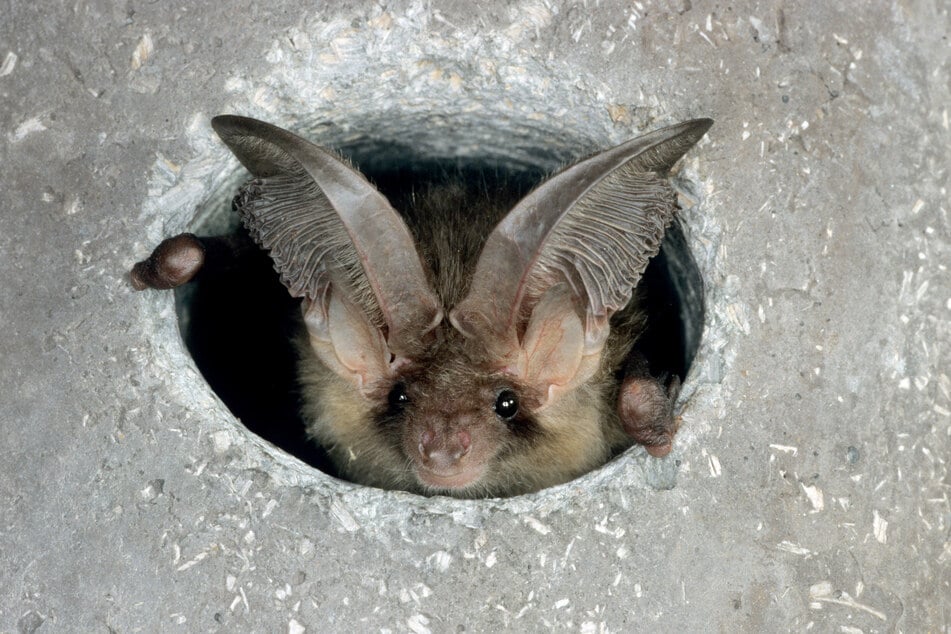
[174,153,704,477]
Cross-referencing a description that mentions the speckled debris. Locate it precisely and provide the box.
[1,0,949,631]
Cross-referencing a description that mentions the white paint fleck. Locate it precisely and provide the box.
[594,518,625,539]
[329,498,361,532]
[262,499,279,518]
[725,302,751,335]
[873,510,888,543]
[809,581,833,599]
[0,51,17,77]
[777,541,814,557]
[939,542,951,564]
[407,614,431,634]
[769,444,798,455]
[616,546,629,559]
[801,484,824,512]
[898,377,910,390]
[140,480,163,500]
[485,551,498,568]
[427,550,452,572]
[523,516,551,535]
[697,30,716,47]
[177,549,210,571]
[131,33,154,70]
[288,618,306,634]
[210,430,231,453]
[265,42,285,64]
[911,198,925,214]
[809,582,886,620]
[9,117,47,143]
[701,448,722,477]
[66,197,82,215]
[554,598,570,609]
[225,76,246,92]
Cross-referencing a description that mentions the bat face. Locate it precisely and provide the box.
[133,115,711,498]
[299,323,622,498]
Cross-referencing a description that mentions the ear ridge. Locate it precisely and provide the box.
[452,118,712,391]
[212,115,443,365]
[623,118,713,173]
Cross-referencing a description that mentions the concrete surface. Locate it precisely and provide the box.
[2,0,949,631]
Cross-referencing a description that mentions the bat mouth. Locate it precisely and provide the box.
[415,464,485,490]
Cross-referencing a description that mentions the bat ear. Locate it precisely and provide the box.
[451,119,712,406]
[212,115,443,391]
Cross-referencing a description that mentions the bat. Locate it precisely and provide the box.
[132,115,712,497]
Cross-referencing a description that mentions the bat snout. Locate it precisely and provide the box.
[412,427,483,490]
[418,427,471,469]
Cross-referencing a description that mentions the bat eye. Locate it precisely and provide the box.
[388,382,410,412]
[494,389,519,421]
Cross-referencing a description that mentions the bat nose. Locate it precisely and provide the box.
[418,428,471,471]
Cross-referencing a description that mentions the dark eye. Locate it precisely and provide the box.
[494,389,519,421]
[388,382,409,412]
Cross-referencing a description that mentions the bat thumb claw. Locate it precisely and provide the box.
[130,233,205,290]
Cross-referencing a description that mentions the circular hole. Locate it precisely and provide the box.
[173,122,705,494]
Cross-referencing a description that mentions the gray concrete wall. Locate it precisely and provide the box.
[1,1,948,631]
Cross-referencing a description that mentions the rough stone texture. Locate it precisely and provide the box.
[2,1,949,631]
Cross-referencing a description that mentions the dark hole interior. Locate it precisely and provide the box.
[174,149,705,476]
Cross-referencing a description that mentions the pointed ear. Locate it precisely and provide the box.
[212,115,443,389]
[451,119,712,403]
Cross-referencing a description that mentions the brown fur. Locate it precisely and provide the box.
[297,178,647,498]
